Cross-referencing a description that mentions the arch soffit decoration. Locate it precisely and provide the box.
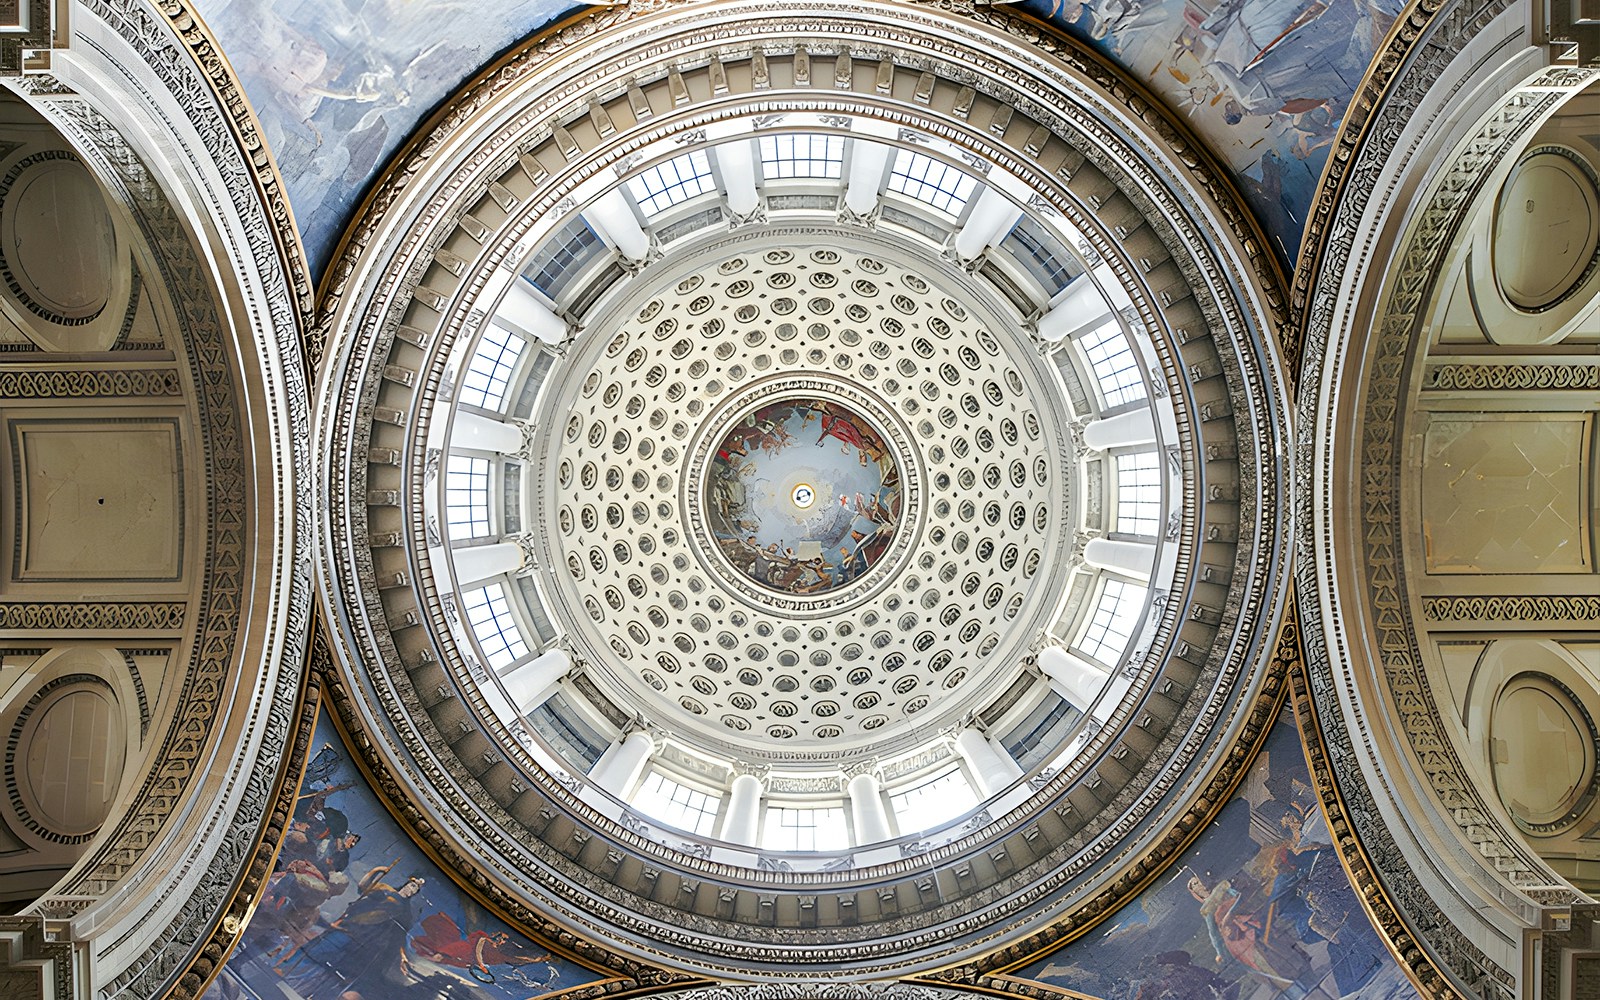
[0,0,316,997]
[313,0,1296,980]
[1292,0,1598,992]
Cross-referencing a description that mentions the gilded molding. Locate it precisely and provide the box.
[1284,0,1551,374]
[150,0,316,355]
[1287,661,1463,999]
[174,663,323,1000]
[314,0,1293,977]
[313,658,694,993]
[13,1,316,994]
[1290,0,1586,991]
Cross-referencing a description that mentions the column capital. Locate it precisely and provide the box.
[840,757,879,781]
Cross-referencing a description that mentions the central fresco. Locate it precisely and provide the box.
[704,396,903,597]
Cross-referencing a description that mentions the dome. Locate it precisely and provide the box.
[314,0,1292,978]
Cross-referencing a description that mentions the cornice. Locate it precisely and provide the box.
[312,0,1294,978]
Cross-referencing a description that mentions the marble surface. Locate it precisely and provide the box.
[1421,414,1591,574]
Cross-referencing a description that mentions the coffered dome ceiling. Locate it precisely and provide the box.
[314,0,1293,977]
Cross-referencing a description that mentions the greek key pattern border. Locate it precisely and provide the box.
[1422,596,1600,622]
[1425,362,1600,391]
[0,368,181,397]
[0,601,185,630]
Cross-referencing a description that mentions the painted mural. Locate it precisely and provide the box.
[1020,0,1401,262]
[204,707,604,1000]
[190,0,582,280]
[1018,710,1419,1000]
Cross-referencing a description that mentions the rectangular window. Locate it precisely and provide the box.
[462,582,528,670]
[445,455,492,539]
[762,806,849,852]
[1114,451,1162,537]
[759,134,845,179]
[634,772,722,836]
[889,768,978,833]
[1077,577,1143,666]
[459,322,526,411]
[523,220,602,297]
[627,149,716,216]
[1077,319,1147,409]
[1003,216,1077,294]
[887,150,976,218]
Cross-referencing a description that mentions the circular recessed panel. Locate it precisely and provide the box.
[701,394,905,598]
[0,154,117,324]
[1492,674,1598,835]
[1493,149,1600,311]
[13,677,125,842]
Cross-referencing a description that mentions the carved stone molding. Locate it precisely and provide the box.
[1291,0,1588,993]
[0,602,185,631]
[2,1,315,996]
[314,0,1292,979]
[0,916,72,1000]
[1421,596,1600,624]
[0,368,182,397]
[1425,363,1600,391]
[655,982,987,1000]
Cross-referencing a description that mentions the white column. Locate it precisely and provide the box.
[843,141,892,216]
[1037,262,1132,341]
[953,187,1022,261]
[499,648,571,716]
[1084,538,1156,580]
[1083,408,1157,451]
[721,773,764,846]
[590,730,655,797]
[496,277,567,345]
[718,141,760,217]
[452,411,523,454]
[847,773,893,844]
[1038,646,1110,709]
[584,188,650,261]
[452,542,524,589]
[953,727,1024,798]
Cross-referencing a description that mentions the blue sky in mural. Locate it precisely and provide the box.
[1018,710,1419,1000]
[1019,0,1402,264]
[203,707,604,1000]
[191,0,1397,279]
[192,0,582,281]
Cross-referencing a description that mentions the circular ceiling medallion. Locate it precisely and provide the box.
[1492,146,1600,311]
[545,239,1052,757]
[1492,673,1599,836]
[0,152,116,326]
[698,389,908,601]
